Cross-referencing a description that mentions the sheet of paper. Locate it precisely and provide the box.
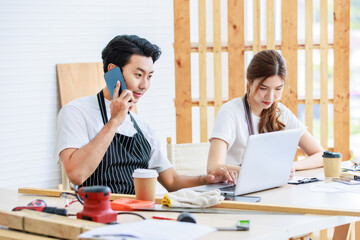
[79,219,216,240]
[310,182,346,193]
[329,181,360,194]
[310,181,360,194]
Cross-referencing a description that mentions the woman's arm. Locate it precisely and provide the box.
[207,138,241,173]
[293,131,324,170]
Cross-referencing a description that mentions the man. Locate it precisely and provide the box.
[56,35,237,193]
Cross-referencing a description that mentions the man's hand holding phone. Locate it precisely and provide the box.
[109,81,134,126]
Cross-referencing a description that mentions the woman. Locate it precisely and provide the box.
[207,50,324,180]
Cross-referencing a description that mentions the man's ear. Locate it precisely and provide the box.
[107,63,117,72]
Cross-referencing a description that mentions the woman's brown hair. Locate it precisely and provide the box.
[246,50,287,133]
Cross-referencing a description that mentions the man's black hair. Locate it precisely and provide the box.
[102,35,162,73]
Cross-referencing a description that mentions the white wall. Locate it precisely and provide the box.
[0,0,176,189]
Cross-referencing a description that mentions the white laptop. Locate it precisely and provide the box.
[190,128,304,196]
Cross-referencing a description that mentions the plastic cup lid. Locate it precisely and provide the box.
[132,168,158,178]
[322,151,342,158]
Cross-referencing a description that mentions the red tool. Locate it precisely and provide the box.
[76,186,117,223]
[12,199,68,216]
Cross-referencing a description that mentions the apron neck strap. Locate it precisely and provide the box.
[243,93,255,136]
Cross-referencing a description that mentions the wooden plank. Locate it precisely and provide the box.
[0,229,55,240]
[56,62,104,107]
[355,221,360,240]
[213,0,222,116]
[333,0,350,160]
[253,0,261,54]
[199,0,208,142]
[190,97,334,107]
[174,0,192,143]
[333,223,352,240]
[320,229,327,240]
[281,0,298,115]
[320,0,328,149]
[228,0,245,99]
[0,210,104,240]
[190,41,334,52]
[305,0,313,134]
[266,0,275,50]
[217,201,360,217]
[18,187,136,201]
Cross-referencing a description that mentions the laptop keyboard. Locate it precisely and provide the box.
[220,185,235,192]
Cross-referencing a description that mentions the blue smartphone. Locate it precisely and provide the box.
[104,67,127,100]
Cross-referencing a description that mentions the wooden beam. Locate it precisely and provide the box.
[0,228,55,240]
[319,229,327,240]
[281,0,298,115]
[190,41,334,52]
[18,187,136,200]
[305,0,313,134]
[198,0,208,142]
[266,0,275,50]
[253,0,261,54]
[334,0,350,159]
[228,0,245,99]
[0,210,104,240]
[320,0,329,149]
[213,0,222,116]
[190,97,334,107]
[174,0,192,143]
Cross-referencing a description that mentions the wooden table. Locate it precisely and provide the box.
[0,167,359,239]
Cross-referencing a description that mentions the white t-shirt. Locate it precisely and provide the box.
[210,97,306,166]
[56,95,172,173]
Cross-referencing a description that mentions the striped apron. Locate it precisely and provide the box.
[81,90,151,194]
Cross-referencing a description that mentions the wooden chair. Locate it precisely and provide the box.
[166,137,209,176]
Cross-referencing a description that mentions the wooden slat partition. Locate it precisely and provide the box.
[174,0,192,143]
[213,0,222,116]
[305,0,314,134]
[334,0,350,160]
[266,0,275,50]
[173,0,351,159]
[281,0,298,115]
[320,0,329,149]
[198,0,207,142]
[227,0,245,99]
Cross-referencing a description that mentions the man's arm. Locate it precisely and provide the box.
[60,82,134,185]
[158,167,237,192]
[60,118,123,185]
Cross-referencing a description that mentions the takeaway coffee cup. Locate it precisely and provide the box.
[322,151,342,178]
[132,169,158,202]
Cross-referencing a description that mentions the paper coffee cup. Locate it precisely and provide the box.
[322,151,342,178]
[132,169,158,202]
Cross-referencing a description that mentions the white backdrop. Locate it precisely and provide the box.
[0,0,176,189]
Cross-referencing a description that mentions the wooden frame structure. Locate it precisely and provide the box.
[173,0,350,160]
